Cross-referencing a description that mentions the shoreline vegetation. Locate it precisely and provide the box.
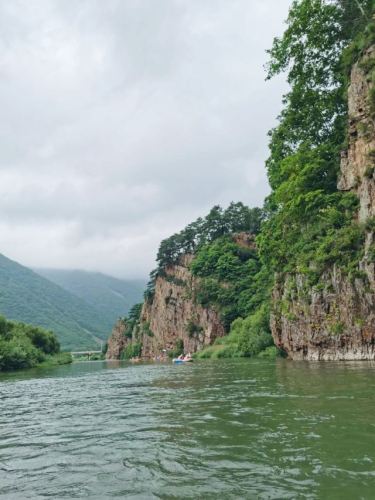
[0,315,72,372]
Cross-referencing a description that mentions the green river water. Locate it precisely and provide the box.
[1,358,375,499]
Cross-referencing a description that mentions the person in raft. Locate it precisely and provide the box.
[184,352,192,361]
[177,353,184,360]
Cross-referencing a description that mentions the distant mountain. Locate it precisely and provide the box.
[34,268,145,326]
[0,253,112,351]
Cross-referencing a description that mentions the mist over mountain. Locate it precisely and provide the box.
[0,253,114,350]
[35,268,145,323]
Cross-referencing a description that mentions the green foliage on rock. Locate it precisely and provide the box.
[230,304,274,357]
[194,0,375,360]
[144,203,264,302]
[116,304,146,358]
[261,0,374,282]
[121,341,143,360]
[191,236,263,330]
[168,339,185,359]
[122,303,143,339]
[186,320,203,338]
[196,303,276,359]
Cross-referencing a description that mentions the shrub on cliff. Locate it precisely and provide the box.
[121,342,142,360]
[260,0,374,280]
[191,236,261,330]
[168,339,184,359]
[144,203,263,302]
[233,305,274,357]
[122,303,143,338]
[197,303,274,359]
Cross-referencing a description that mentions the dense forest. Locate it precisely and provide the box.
[0,316,71,371]
[133,0,375,360]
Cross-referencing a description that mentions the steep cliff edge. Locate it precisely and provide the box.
[271,47,375,360]
[105,256,226,360]
[106,319,130,359]
[106,224,261,360]
[140,254,226,358]
[338,46,375,222]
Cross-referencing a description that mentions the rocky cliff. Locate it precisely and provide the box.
[106,254,227,360]
[106,319,130,359]
[271,47,375,360]
[139,254,226,359]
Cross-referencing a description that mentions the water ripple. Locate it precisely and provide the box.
[1,359,375,498]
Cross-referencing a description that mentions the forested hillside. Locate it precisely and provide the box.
[0,254,111,350]
[35,269,145,328]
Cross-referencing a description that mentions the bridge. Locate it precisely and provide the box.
[70,351,103,360]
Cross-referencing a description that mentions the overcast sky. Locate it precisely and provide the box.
[0,0,291,279]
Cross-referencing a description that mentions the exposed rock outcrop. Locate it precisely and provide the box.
[106,232,257,360]
[271,47,375,360]
[271,269,375,360]
[338,46,375,222]
[106,319,130,359]
[140,254,226,359]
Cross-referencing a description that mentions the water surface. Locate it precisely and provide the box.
[1,359,375,499]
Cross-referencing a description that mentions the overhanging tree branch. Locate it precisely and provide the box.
[354,0,365,17]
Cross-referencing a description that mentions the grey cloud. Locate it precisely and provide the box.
[0,0,292,277]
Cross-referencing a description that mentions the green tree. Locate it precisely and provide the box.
[0,315,62,371]
[260,0,374,278]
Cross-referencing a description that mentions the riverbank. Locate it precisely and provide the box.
[37,352,73,368]
[0,351,73,373]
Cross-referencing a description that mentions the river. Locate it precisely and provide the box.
[1,359,375,499]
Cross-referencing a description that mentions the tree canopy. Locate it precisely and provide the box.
[266,0,374,190]
[156,202,263,269]
[260,0,375,279]
[0,316,61,371]
[144,202,263,300]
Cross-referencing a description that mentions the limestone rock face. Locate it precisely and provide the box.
[338,46,375,222]
[105,319,130,359]
[271,47,375,360]
[140,254,226,359]
[271,269,375,360]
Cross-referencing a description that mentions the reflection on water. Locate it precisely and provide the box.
[1,359,375,498]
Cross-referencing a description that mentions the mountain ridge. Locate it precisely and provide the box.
[0,253,114,350]
[34,268,145,324]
